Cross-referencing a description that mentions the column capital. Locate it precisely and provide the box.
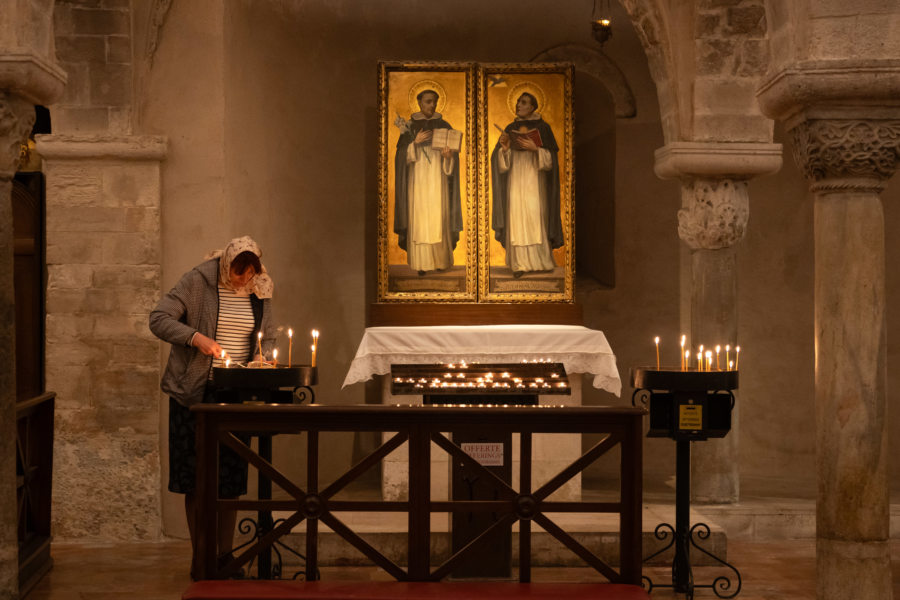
[677,178,749,250]
[0,91,35,180]
[789,117,900,194]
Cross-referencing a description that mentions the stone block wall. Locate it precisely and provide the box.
[36,135,166,540]
[53,0,132,133]
[693,0,770,141]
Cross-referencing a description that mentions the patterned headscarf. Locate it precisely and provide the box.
[205,236,274,298]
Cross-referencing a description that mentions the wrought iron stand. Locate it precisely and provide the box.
[213,365,317,579]
[631,367,742,599]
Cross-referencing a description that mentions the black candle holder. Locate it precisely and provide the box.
[212,365,319,579]
[631,367,742,599]
[213,365,317,404]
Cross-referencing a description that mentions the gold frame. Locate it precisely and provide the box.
[377,61,478,302]
[477,63,575,303]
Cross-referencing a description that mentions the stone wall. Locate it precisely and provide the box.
[40,1,171,541]
[52,0,132,133]
[692,0,770,141]
[37,135,165,540]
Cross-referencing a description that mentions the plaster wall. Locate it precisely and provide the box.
[137,0,226,538]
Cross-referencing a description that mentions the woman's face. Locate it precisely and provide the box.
[229,265,257,290]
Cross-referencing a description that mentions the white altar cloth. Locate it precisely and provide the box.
[342,325,621,396]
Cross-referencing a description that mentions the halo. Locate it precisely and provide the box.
[507,81,546,117]
[408,80,448,115]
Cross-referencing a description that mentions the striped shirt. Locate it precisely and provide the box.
[211,284,255,375]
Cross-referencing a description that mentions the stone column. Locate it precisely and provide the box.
[35,135,167,541]
[0,91,36,600]
[791,116,898,600]
[655,142,782,503]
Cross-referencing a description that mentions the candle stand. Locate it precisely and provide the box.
[630,367,741,599]
[212,365,318,579]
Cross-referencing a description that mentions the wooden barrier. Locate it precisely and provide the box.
[192,403,645,585]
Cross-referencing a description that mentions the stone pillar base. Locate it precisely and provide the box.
[817,538,891,600]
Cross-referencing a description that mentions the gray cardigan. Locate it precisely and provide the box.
[149,258,275,406]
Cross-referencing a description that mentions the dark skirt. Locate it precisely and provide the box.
[168,390,249,498]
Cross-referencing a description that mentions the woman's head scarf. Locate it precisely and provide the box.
[205,236,273,298]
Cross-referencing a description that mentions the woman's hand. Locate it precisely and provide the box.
[191,332,222,357]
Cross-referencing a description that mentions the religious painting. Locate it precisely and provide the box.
[377,62,477,301]
[478,63,574,302]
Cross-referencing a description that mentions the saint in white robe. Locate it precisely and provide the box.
[406,142,456,272]
[497,146,556,272]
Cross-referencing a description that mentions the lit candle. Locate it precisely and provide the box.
[729,360,734,370]
[654,336,660,370]
[705,350,712,372]
[735,345,740,370]
[311,329,319,368]
[680,335,686,370]
[220,349,226,362]
[697,352,702,370]
[273,348,278,367]
[257,331,263,364]
[225,358,231,368]
[684,350,690,371]
[725,345,730,369]
[288,328,293,367]
[715,345,721,370]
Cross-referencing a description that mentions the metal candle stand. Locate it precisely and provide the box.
[212,365,318,579]
[630,367,742,599]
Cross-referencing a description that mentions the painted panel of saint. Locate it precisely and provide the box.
[479,64,574,302]
[378,62,477,301]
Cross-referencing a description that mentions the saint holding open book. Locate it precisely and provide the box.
[490,90,563,278]
[393,87,463,275]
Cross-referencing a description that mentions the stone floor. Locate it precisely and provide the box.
[22,537,900,600]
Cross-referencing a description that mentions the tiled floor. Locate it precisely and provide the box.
[23,537,900,600]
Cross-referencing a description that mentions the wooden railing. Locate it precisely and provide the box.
[193,404,645,583]
[16,392,55,596]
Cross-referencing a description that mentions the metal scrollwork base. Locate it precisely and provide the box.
[641,521,742,599]
[294,385,315,404]
[231,517,316,580]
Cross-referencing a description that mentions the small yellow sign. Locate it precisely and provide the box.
[679,404,703,430]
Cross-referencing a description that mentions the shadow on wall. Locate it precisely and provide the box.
[575,70,616,288]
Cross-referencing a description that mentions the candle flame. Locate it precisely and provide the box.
[288,328,293,338]
[273,349,278,359]
[654,336,660,344]
[258,331,262,339]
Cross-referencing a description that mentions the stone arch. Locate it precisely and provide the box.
[532,44,636,119]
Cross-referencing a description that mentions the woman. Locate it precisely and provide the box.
[149,235,275,576]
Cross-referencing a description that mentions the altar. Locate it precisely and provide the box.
[344,325,621,502]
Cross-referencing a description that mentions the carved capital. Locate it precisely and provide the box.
[677,178,749,250]
[0,92,35,180]
[790,119,900,193]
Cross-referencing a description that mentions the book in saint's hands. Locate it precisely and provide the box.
[431,128,462,152]
[509,127,543,148]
